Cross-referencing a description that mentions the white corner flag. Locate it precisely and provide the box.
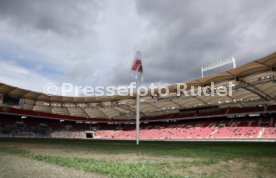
[131,51,143,145]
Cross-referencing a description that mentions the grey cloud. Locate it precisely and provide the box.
[108,0,276,85]
[0,0,102,36]
[1,0,275,89]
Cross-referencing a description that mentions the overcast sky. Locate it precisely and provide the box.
[0,0,275,95]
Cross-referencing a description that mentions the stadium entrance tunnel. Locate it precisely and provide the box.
[85,132,94,139]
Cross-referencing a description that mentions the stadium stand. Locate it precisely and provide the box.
[94,117,276,139]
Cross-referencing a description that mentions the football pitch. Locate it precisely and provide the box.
[0,138,275,178]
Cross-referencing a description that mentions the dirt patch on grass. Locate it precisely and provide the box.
[0,152,105,178]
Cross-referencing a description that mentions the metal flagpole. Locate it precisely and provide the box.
[132,50,142,145]
[136,78,140,145]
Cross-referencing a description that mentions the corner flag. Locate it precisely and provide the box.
[131,51,143,81]
[131,51,143,145]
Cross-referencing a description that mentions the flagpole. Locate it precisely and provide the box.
[132,50,142,145]
[136,78,140,145]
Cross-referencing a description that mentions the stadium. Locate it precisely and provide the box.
[0,1,276,178]
[0,52,276,141]
[0,52,276,177]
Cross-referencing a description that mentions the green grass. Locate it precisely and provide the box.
[0,146,216,178]
[1,138,275,157]
[0,138,276,178]
[32,154,174,178]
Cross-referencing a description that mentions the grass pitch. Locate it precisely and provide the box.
[0,138,275,178]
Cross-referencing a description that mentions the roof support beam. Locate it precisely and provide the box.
[239,80,274,101]
[79,107,89,118]
[120,105,147,117]
[97,108,111,119]
[193,96,208,105]
[226,93,245,107]
[169,100,181,107]
[111,107,133,119]
[144,102,162,110]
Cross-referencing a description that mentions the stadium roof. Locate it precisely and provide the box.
[0,52,275,119]
[1,52,275,101]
